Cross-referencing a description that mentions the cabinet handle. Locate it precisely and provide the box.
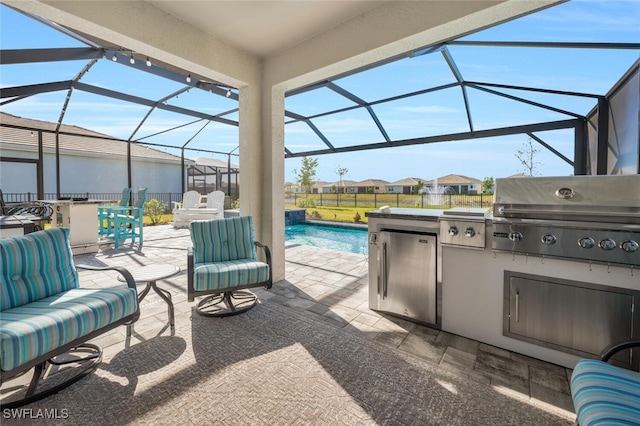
[515,291,519,322]
[382,241,388,299]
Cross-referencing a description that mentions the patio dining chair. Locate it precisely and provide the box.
[112,187,147,248]
[98,188,131,237]
[187,216,272,317]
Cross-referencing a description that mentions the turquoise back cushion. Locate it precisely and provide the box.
[190,216,257,263]
[0,228,79,311]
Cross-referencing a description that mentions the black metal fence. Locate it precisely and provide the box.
[3,192,184,213]
[286,192,493,209]
[5,191,493,214]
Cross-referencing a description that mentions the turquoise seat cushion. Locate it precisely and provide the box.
[193,260,270,292]
[570,359,640,425]
[1,227,79,311]
[190,216,257,263]
[0,287,137,372]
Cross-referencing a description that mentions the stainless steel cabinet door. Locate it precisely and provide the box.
[379,230,437,325]
[505,272,637,368]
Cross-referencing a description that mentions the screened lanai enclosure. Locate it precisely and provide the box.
[1,0,639,205]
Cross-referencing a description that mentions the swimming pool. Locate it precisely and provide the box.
[285,222,368,255]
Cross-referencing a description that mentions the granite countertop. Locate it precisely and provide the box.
[365,208,445,221]
[365,207,492,222]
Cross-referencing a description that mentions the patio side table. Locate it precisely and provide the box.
[118,264,180,334]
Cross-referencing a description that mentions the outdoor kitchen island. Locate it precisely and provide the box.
[366,177,640,370]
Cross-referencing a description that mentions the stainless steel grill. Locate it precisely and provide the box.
[492,175,640,267]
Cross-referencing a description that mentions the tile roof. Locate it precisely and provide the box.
[0,112,182,162]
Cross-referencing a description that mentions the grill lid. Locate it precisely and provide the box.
[493,175,640,224]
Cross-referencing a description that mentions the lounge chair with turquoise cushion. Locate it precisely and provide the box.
[187,216,272,317]
[570,338,640,425]
[0,227,139,408]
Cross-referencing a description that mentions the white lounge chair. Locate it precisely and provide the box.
[172,191,202,210]
[173,190,223,228]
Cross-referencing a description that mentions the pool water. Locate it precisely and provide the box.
[285,223,368,255]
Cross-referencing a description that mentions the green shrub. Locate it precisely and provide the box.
[353,212,362,223]
[298,197,316,208]
[144,199,168,225]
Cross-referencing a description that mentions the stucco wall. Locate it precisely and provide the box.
[0,146,183,195]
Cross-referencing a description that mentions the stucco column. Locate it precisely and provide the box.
[238,80,285,282]
[263,85,286,282]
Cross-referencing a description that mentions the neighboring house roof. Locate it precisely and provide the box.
[0,112,183,163]
[355,179,389,187]
[435,174,483,185]
[322,180,358,187]
[191,156,239,170]
[388,177,429,186]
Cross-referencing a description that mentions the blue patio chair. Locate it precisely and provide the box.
[187,216,272,317]
[0,228,139,408]
[571,338,640,425]
[98,188,132,237]
[112,187,147,248]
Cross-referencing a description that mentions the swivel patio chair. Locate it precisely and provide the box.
[112,187,147,248]
[571,338,640,425]
[98,187,132,237]
[0,227,139,408]
[0,189,52,230]
[187,216,272,317]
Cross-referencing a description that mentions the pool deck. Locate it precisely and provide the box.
[3,224,576,423]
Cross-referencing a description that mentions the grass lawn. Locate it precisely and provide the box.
[285,204,371,224]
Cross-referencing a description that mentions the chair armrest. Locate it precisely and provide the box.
[600,338,640,362]
[254,241,272,289]
[187,247,195,302]
[254,241,271,266]
[76,264,137,293]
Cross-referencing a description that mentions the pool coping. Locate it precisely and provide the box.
[297,219,368,231]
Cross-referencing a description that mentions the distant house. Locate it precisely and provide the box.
[312,181,330,194]
[353,179,388,194]
[321,180,358,193]
[386,177,429,194]
[0,112,186,196]
[432,174,483,194]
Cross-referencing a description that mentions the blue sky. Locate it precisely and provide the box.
[1,1,639,185]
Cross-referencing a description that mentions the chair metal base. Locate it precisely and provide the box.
[0,343,102,409]
[195,290,258,317]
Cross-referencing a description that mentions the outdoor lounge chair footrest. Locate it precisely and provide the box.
[196,290,258,317]
[0,343,103,409]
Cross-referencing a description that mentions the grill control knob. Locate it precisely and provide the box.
[599,238,616,251]
[621,240,639,253]
[541,234,557,245]
[578,237,595,249]
[448,226,459,236]
[509,232,523,242]
[464,228,476,238]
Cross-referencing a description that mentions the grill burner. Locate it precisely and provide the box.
[492,175,640,267]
